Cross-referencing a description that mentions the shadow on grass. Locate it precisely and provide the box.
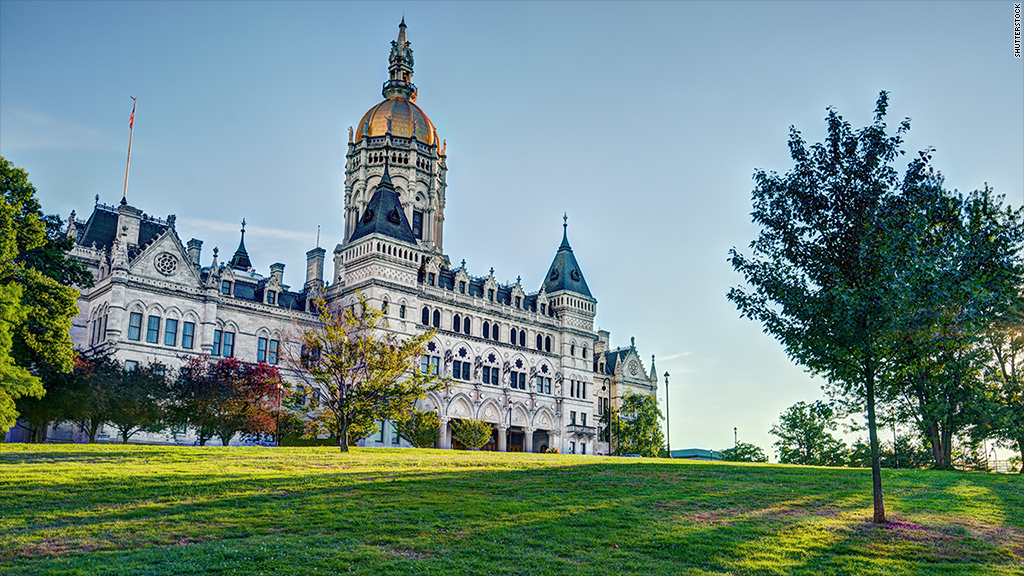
[0,446,1021,576]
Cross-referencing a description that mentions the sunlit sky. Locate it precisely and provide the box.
[2,1,1021,458]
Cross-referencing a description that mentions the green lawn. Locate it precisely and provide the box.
[1,445,1021,575]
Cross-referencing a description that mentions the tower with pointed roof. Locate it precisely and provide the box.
[343,19,447,256]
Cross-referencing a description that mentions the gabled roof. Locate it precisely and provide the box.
[349,163,417,244]
[541,221,592,298]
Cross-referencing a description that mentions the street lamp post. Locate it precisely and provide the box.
[734,427,737,449]
[602,380,614,456]
[664,372,671,458]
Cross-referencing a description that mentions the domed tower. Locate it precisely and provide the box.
[344,18,447,252]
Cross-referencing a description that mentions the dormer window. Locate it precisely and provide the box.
[459,281,466,294]
[488,289,494,301]
[540,303,546,314]
[267,291,276,305]
[221,281,231,295]
[428,273,435,286]
[515,296,521,308]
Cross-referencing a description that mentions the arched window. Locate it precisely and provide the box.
[510,328,517,345]
[582,345,587,359]
[519,330,525,347]
[571,344,576,356]
[399,304,406,319]
[453,314,461,332]
[381,300,389,315]
[422,307,429,325]
[463,316,471,334]
[545,336,551,353]
[492,324,500,342]
[536,334,543,350]
[432,310,440,328]
[483,321,490,340]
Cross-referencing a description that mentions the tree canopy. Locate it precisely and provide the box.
[1,157,90,431]
[611,390,665,457]
[770,401,848,466]
[720,441,768,463]
[290,293,446,451]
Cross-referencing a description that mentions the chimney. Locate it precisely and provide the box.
[187,239,203,267]
[596,330,611,355]
[117,203,142,246]
[270,262,285,285]
[305,247,326,290]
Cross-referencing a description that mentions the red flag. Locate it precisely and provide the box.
[129,108,135,129]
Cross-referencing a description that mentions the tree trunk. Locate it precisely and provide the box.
[88,419,101,443]
[338,417,349,452]
[121,429,130,444]
[219,431,232,446]
[865,365,885,524]
[941,428,954,470]
[1018,438,1023,474]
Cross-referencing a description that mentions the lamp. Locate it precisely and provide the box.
[664,372,671,458]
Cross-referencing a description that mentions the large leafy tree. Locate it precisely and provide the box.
[450,417,493,450]
[107,363,171,444]
[770,401,849,466]
[1,157,91,431]
[291,293,446,451]
[611,390,665,458]
[171,356,284,446]
[986,294,1024,471]
[884,183,1023,468]
[729,93,921,523]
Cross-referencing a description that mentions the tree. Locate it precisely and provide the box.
[728,92,950,523]
[290,293,446,451]
[171,356,284,446]
[770,401,848,466]
[720,441,768,463]
[1,157,90,431]
[394,407,441,448]
[883,183,1024,469]
[106,363,170,444]
[450,417,493,450]
[63,351,119,443]
[985,294,1024,472]
[612,390,665,458]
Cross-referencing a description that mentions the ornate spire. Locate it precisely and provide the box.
[228,219,252,271]
[383,18,416,101]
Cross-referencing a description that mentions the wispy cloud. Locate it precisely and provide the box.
[178,217,315,243]
[0,108,114,151]
[658,352,692,362]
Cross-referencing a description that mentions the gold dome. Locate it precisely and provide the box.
[355,97,437,147]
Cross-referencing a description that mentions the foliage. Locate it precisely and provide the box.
[720,441,768,463]
[883,184,1024,469]
[847,435,933,469]
[171,356,284,446]
[728,92,953,522]
[3,445,1023,576]
[106,363,170,444]
[770,401,849,466]
[612,390,665,458]
[290,293,447,451]
[394,407,440,448]
[0,157,89,431]
[62,351,121,443]
[985,293,1024,472]
[450,417,493,449]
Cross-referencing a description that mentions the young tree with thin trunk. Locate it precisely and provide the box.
[730,92,922,523]
[106,362,170,444]
[770,401,848,466]
[290,293,446,451]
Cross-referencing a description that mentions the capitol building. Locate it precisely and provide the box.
[60,20,659,453]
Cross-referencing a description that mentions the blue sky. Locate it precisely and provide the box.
[2,1,1021,458]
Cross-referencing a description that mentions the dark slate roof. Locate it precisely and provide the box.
[349,164,417,244]
[601,348,630,375]
[228,228,252,271]
[541,224,592,298]
[75,203,170,253]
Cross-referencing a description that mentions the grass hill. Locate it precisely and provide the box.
[1,445,1021,575]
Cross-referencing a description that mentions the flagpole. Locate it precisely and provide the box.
[122,96,137,205]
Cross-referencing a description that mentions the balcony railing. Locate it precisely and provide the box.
[566,424,596,436]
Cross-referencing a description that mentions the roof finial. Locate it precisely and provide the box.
[563,213,568,230]
[316,225,321,248]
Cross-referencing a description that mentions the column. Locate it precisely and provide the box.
[497,425,507,452]
[438,417,450,449]
[524,427,534,453]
